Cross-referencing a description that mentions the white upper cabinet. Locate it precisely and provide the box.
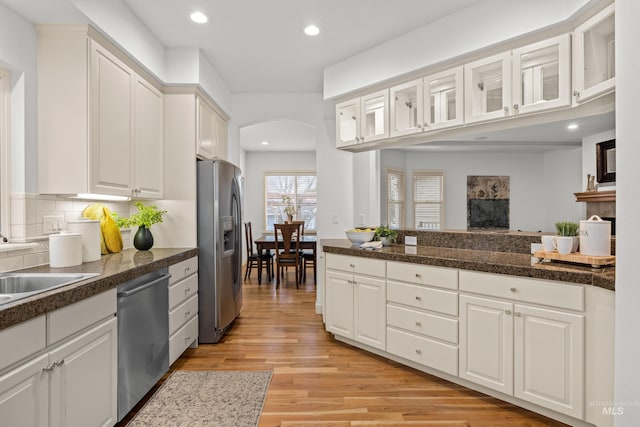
[336,89,389,147]
[512,34,571,115]
[573,3,615,104]
[424,66,464,130]
[390,79,424,137]
[196,95,228,160]
[464,52,512,124]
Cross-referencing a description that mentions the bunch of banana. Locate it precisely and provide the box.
[81,203,123,254]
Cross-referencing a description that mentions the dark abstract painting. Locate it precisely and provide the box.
[467,176,510,230]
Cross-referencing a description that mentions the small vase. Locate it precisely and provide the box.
[287,214,293,224]
[133,225,154,251]
[379,236,390,246]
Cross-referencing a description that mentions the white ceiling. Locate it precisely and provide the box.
[0,0,615,152]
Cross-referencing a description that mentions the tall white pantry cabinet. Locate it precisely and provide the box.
[36,25,164,199]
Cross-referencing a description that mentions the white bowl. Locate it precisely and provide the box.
[345,231,375,244]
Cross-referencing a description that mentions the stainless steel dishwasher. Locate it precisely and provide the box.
[116,268,170,421]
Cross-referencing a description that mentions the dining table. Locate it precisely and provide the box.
[254,234,317,285]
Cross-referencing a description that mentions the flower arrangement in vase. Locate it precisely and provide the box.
[112,203,167,250]
[282,195,296,223]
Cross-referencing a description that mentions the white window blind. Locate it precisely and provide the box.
[386,169,404,229]
[413,171,444,230]
[265,173,317,231]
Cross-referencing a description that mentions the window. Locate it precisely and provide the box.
[386,169,404,229]
[413,171,444,230]
[265,172,317,231]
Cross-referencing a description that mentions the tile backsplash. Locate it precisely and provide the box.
[0,193,132,272]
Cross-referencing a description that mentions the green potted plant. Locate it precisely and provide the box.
[112,203,167,250]
[554,221,579,254]
[374,225,398,246]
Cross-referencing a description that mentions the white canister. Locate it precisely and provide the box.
[579,215,611,256]
[67,219,101,262]
[49,231,83,268]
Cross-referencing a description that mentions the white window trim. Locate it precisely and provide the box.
[386,168,404,229]
[0,68,10,240]
[263,170,317,234]
[412,170,445,230]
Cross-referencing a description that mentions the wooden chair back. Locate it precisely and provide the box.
[274,222,302,264]
[244,222,255,257]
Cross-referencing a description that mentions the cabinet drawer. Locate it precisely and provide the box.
[387,304,458,344]
[169,314,198,365]
[169,273,198,310]
[387,281,458,316]
[169,294,198,335]
[459,271,584,311]
[326,253,385,277]
[48,288,116,345]
[387,327,458,376]
[169,256,198,285]
[387,261,458,290]
[0,316,46,370]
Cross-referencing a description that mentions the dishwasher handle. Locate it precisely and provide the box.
[117,273,172,298]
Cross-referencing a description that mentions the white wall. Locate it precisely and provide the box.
[324,0,592,99]
[615,0,640,424]
[380,148,582,232]
[352,151,381,227]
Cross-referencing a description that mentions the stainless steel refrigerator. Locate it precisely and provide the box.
[197,159,243,343]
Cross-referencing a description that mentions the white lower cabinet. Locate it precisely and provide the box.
[325,254,386,350]
[0,290,117,427]
[168,256,199,365]
[459,271,585,419]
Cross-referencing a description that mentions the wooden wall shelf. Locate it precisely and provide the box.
[574,190,616,202]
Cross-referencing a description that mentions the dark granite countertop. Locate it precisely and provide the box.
[322,239,615,291]
[0,247,198,331]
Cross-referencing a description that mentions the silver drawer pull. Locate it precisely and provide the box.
[505,309,512,315]
[510,287,516,292]
[53,359,65,367]
[184,335,191,341]
[349,263,355,268]
[415,321,422,326]
[515,312,522,317]
[415,349,422,354]
[415,296,422,301]
[185,287,190,293]
[415,273,421,278]
[185,310,191,317]
[184,267,190,274]
[43,364,55,372]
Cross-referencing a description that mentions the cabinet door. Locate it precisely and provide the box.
[459,294,513,394]
[49,318,117,427]
[89,41,134,196]
[424,66,464,130]
[573,3,615,104]
[336,98,361,147]
[196,96,216,159]
[0,353,48,427]
[512,34,571,115]
[214,112,228,160]
[390,79,424,137]
[133,75,164,199]
[514,304,584,418]
[354,275,386,350]
[360,89,389,143]
[464,52,512,124]
[325,270,354,339]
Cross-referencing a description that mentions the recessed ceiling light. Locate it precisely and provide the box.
[567,123,579,130]
[190,11,208,24]
[261,141,269,145]
[304,25,320,36]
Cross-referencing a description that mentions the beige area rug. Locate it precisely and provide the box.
[128,370,272,427]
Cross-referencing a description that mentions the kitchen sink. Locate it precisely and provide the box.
[0,273,99,306]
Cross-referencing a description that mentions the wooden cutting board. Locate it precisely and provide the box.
[534,250,615,268]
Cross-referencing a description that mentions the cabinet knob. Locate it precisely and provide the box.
[349,263,355,268]
[510,287,516,292]
[43,364,55,372]
[515,312,522,317]
[185,287,190,293]
[573,90,580,97]
[184,335,191,341]
[415,349,422,354]
[424,122,428,128]
[415,321,422,326]
[513,104,519,111]
[415,295,422,301]
[417,123,423,128]
[185,310,191,317]
[505,309,512,315]
[503,106,510,113]
[185,267,190,274]
[415,273,421,278]
[53,359,65,367]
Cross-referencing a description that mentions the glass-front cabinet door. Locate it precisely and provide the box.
[573,3,615,104]
[336,98,361,148]
[424,66,464,130]
[360,89,389,143]
[464,52,511,123]
[511,34,571,115]
[390,79,424,137]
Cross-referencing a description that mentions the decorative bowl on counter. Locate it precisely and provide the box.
[346,229,375,244]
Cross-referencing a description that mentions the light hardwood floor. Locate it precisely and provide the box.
[120,268,568,427]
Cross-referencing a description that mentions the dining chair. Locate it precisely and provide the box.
[274,222,303,288]
[292,220,315,284]
[244,222,273,282]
